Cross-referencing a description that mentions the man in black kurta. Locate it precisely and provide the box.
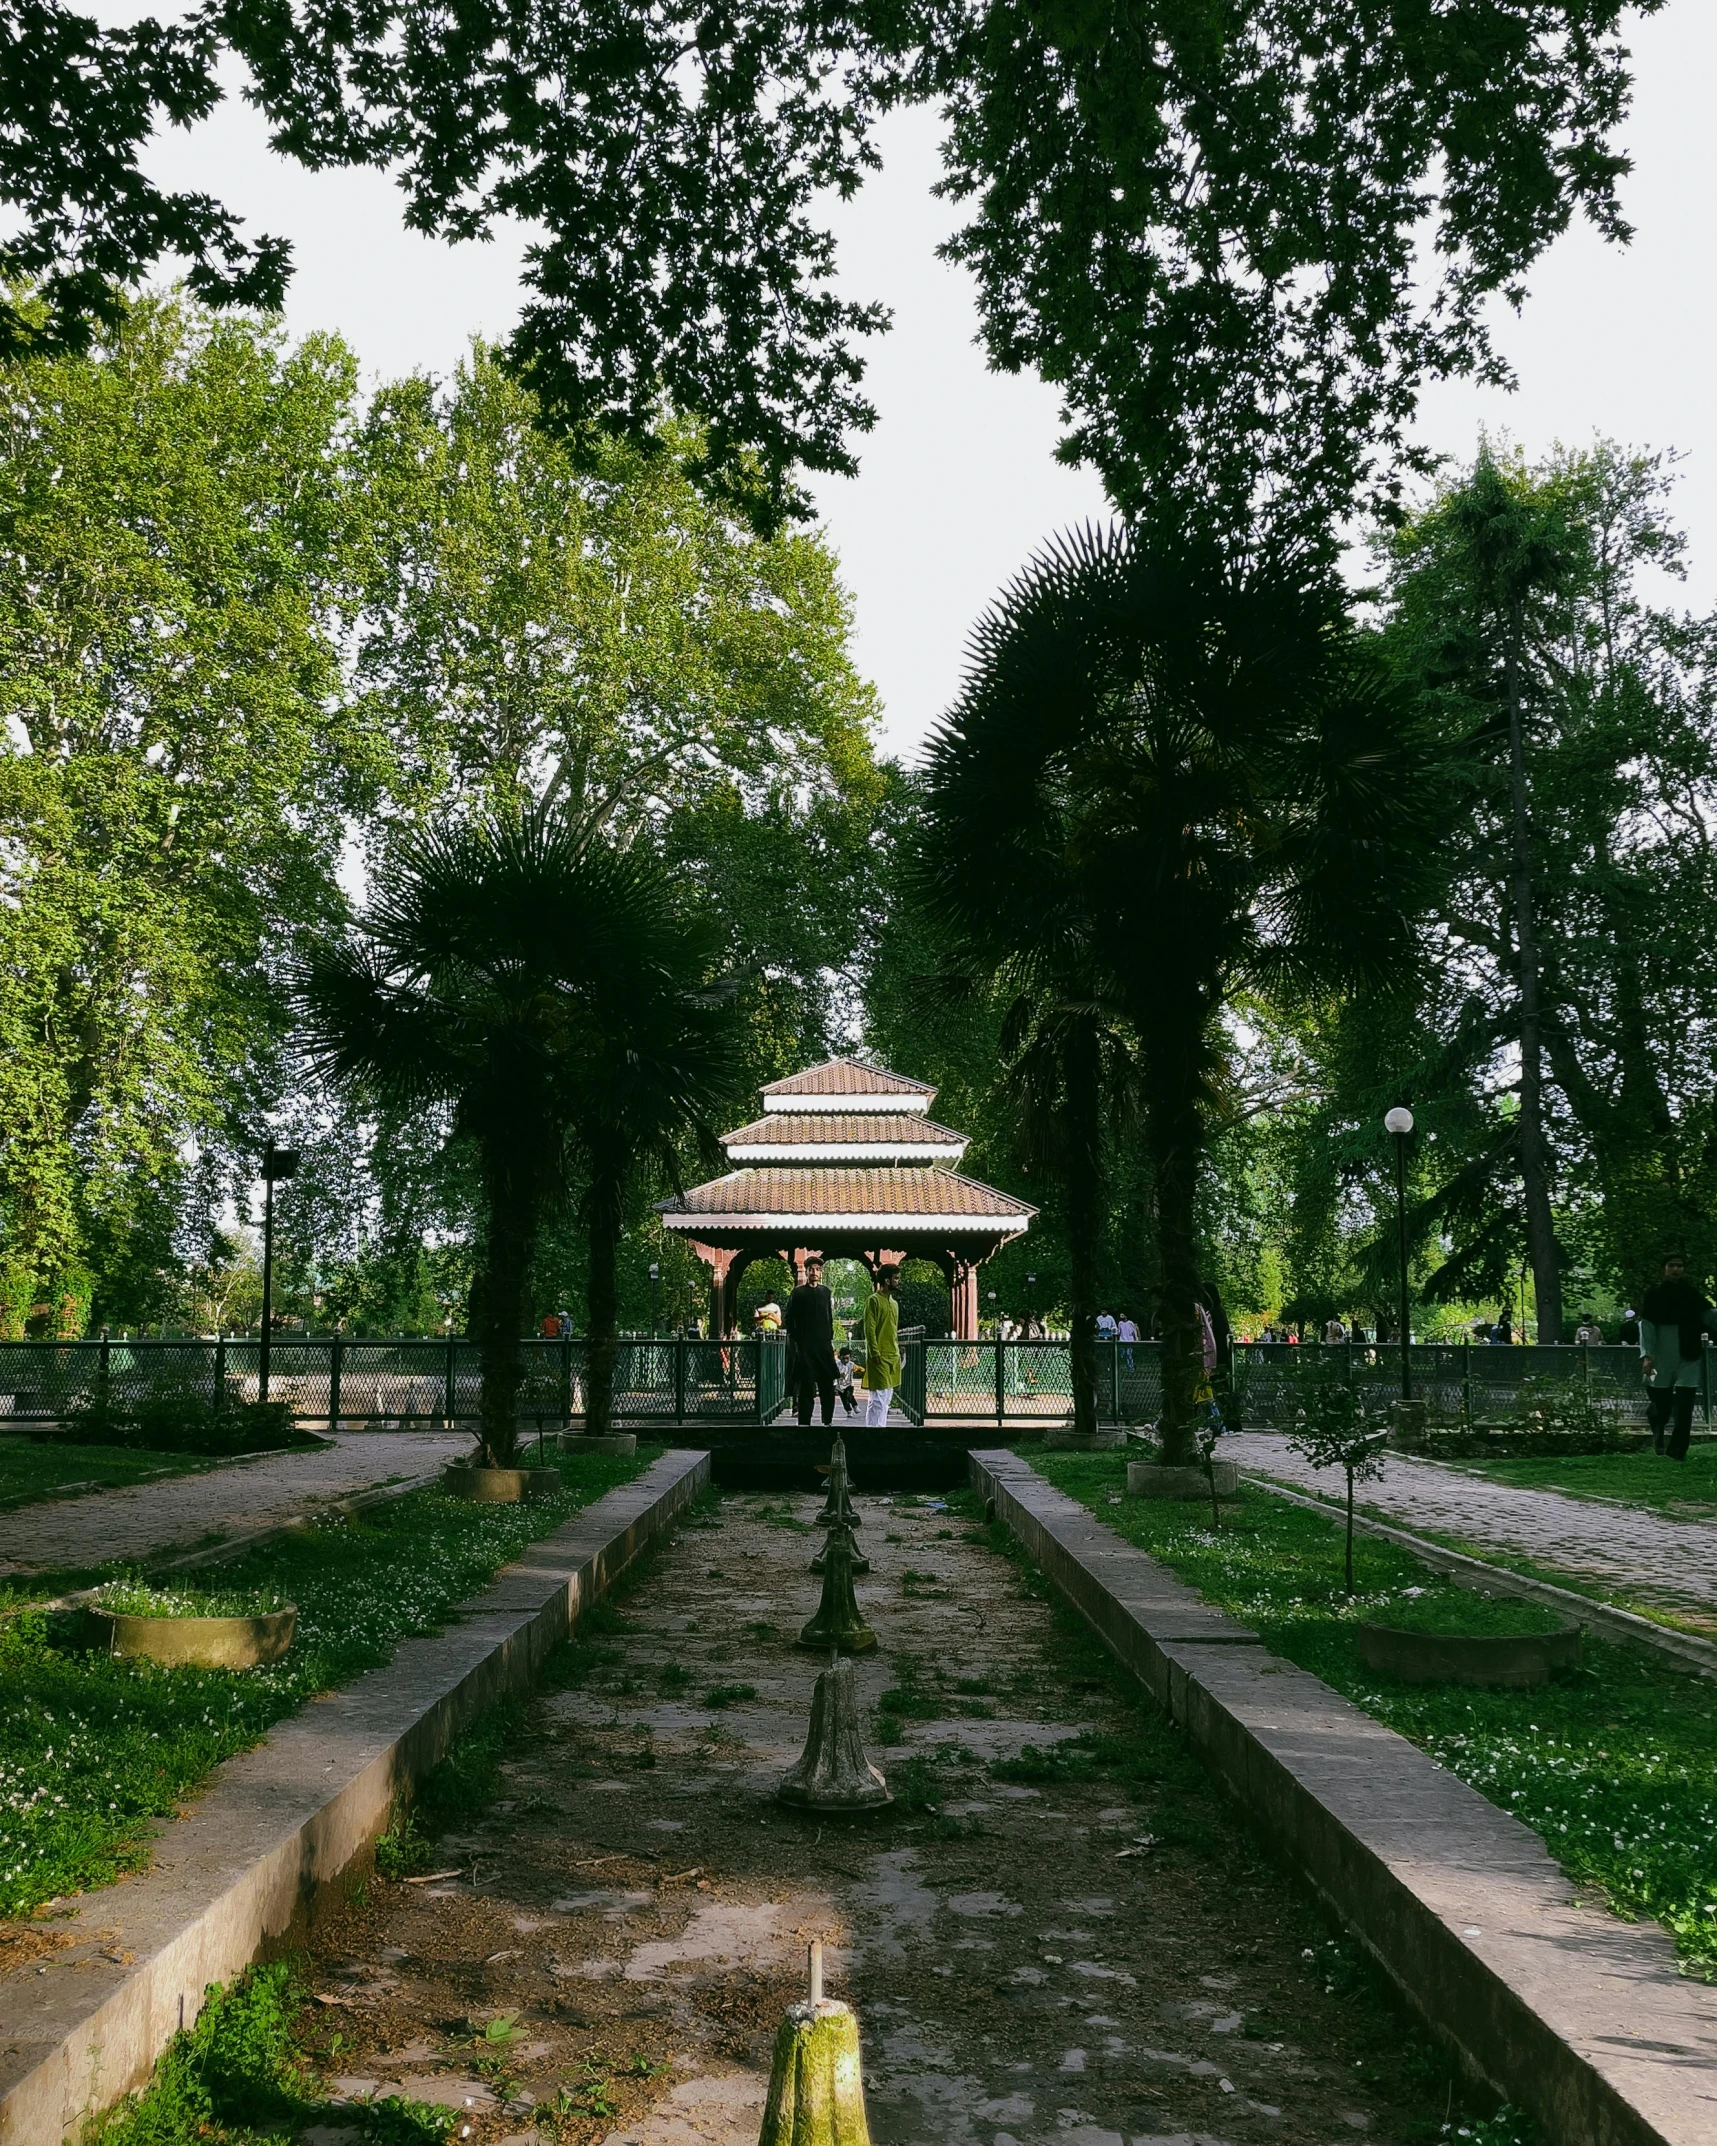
[786,1255,837,1427]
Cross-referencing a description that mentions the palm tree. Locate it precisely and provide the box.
[920,526,1429,1463]
[297,808,735,1464]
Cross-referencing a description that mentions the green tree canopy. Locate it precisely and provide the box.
[4,1,1663,526]
[0,294,365,1330]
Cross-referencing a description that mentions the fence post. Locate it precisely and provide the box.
[213,1330,226,1415]
[97,1328,111,1417]
[443,1331,456,1424]
[1463,1338,1474,1429]
[329,1330,343,1432]
[995,1336,1006,1428]
[560,1327,573,1425]
[1704,1341,1712,1431]
[674,1334,687,1423]
[1109,1340,1120,1425]
[1583,1342,1593,1419]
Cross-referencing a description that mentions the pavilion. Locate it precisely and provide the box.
[656,1058,1035,1338]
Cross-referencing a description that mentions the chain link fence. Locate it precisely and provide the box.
[0,1335,792,1428]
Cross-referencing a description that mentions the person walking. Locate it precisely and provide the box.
[1574,1311,1605,1346]
[1639,1252,1713,1461]
[861,1264,902,1426]
[785,1254,837,1427]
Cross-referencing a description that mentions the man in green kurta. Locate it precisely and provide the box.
[1638,1252,1713,1461]
[860,1265,902,1427]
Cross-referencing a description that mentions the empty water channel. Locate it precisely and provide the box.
[305,1484,1486,2145]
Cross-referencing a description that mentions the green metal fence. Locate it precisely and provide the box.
[0,1334,794,1429]
[1229,1341,1674,1430]
[0,1333,1683,1433]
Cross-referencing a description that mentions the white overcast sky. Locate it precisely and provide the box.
[123,2,1717,762]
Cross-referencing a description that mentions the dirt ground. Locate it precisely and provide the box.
[303,1487,1472,2146]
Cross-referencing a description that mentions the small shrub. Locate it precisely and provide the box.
[703,1682,757,1709]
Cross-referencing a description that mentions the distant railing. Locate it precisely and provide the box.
[1230,1341,1676,1430]
[0,1334,795,1430]
[0,1333,1684,1434]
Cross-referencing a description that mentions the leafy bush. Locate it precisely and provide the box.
[66,1382,314,1456]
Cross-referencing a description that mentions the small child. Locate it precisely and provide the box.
[835,1347,858,1416]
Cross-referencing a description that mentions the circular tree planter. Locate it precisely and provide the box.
[1356,1619,1581,1690]
[1127,1460,1240,1500]
[94,1605,297,1670]
[1044,1428,1128,1451]
[442,1463,563,1503]
[557,1432,639,1458]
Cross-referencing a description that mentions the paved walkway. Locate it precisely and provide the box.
[1227,1430,1717,1613]
[0,1429,473,1577]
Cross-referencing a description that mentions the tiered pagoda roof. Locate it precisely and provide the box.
[657,1058,1034,1247]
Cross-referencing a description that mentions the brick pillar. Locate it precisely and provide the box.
[689,1242,740,1337]
[951,1259,979,1341]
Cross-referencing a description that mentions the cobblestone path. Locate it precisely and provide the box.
[0,1428,473,1576]
[1228,1430,1717,1613]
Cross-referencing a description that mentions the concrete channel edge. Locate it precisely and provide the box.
[968,1446,1717,2146]
[0,1447,711,2146]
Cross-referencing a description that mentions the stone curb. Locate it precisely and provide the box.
[0,1447,711,2146]
[969,1447,1717,2146]
[1239,1470,1717,1680]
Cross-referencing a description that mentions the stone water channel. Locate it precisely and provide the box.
[303,1486,1473,2146]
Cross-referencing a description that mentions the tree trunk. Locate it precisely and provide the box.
[1064,1026,1104,1439]
[1146,1053,1203,1468]
[585,1174,624,1436]
[475,1155,536,1467]
[1504,602,1562,1342]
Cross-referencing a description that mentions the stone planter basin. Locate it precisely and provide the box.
[557,1432,639,1458]
[94,1605,297,1670]
[1357,1619,1581,1690]
[1127,1460,1239,1500]
[442,1463,562,1503]
[1044,1428,1127,1451]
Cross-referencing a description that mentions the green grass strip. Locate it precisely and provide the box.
[0,1448,658,1919]
[86,1958,451,2146]
[1431,1442,1717,1517]
[0,1439,217,1512]
[1033,1452,1717,1980]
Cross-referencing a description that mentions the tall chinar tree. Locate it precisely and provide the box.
[298,808,738,1463]
[920,527,1430,1464]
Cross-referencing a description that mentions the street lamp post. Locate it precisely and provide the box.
[1026,1273,1037,1338]
[1383,1107,1414,1399]
[648,1262,661,1336]
[258,1139,300,1407]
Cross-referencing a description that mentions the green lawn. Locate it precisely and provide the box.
[1435,1441,1717,1516]
[1034,1451,1717,1979]
[0,1436,218,1511]
[0,1447,658,1919]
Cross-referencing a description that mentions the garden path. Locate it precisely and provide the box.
[0,1428,472,1577]
[1228,1431,1717,1614]
[303,1486,1468,2145]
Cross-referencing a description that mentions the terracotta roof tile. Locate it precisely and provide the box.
[759,1057,936,1097]
[721,1114,964,1149]
[659,1168,1034,1222]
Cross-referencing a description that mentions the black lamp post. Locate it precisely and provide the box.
[1026,1272,1037,1336]
[987,1287,997,1333]
[1384,1107,1413,1399]
[258,1139,300,1406]
[648,1262,661,1336]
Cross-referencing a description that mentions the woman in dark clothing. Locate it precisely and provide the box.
[1639,1253,1714,1460]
